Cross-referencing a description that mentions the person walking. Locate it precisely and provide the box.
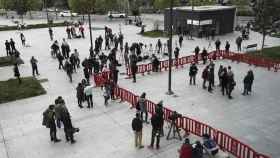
[207,67,214,93]
[218,65,223,86]
[13,64,21,84]
[20,33,26,46]
[64,60,73,82]
[66,26,71,39]
[51,40,60,57]
[157,39,162,54]
[61,111,77,144]
[129,51,138,83]
[84,84,94,108]
[189,63,198,85]
[5,40,11,56]
[83,67,90,84]
[103,81,111,106]
[179,35,183,48]
[247,70,254,94]
[221,67,228,96]
[30,56,39,77]
[76,83,84,108]
[57,52,64,69]
[139,92,149,124]
[132,113,144,149]
[43,105,61,143]
[79,25,85,38]
[48,27,54,41]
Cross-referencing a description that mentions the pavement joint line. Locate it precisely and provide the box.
[0,123,10,158]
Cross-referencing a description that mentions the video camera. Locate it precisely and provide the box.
[168,111,182,121]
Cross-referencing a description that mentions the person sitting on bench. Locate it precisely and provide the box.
[202,134,219,156]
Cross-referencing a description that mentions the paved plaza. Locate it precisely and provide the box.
[0,15,280,158]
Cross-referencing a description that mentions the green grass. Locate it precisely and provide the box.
[271,32,280,38]
[141,30,168,38]
[0,56,16,67]
[0,77,46,104]
[248,46,280,60]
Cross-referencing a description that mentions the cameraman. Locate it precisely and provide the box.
[149,113,162,149]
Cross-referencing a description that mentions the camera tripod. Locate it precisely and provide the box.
[166,120,182,140]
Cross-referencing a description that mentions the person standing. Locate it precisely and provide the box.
[30,56,39,77]
[51,40,60,57]
[201,48,208,65]
[13,64,21,84]
[218,65,223,86]
[194,46,200,64]
[221,68,228,96]
[5,40,11,56]
[179,35,183,48]
[66,26,71,39]
[103,81,111,106]
[79,25,85,38]
[76,83,84,108]
[20,33,26,46]
[132,113,144,149]
[149,113,161,149]
[189,63,198,85]
[202,66,208,89]
[157,39,162,54]
[225,41,230,53]
[129,51,138,83]
[139,92,149,124]
[43,105,61,143]
[207,67,214,93]
[215,39,221,51]
[61,111,76,144]
[84,84,94,108]
[236,36,243,52]
[10,38,16,53]
[48,27,54,41]
[83,67,90,84]
[174,47,180,66]
[248,70,254,94]
[227,66,235,99]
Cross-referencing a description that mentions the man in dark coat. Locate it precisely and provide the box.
[61,111,76,144]
[5,40,11,56]
[10,38,16,53]
[149,113,162,149]
[65,60,73,82]
[201,48,208,65]
[49,27,54,41]
[236,36,243,52]
[83,67,90,84]
[221,68,228,96]
[226,66,235,99]
[129,52,138,83]
[30,56,39,76]
[215,39,221,51]
[152,54,160,72]
[189,63,198,85]
[57,52,64,69]
[194,46,200,64]
[179,35,183,48]
[225,41,230,53]
[132,113,144,149]
[202,66,208,89]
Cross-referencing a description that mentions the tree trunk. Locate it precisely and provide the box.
[29,11,33,19]
[261,30,266,52]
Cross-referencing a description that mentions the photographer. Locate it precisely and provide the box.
[149,113,162,149]
[139,93,149,124]
[155,101,164,136]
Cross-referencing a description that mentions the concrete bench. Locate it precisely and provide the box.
[244,43,257,51]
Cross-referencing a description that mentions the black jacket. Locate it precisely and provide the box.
[132,117,143,132]
[151,114,162,130]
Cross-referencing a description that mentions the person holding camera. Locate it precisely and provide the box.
[132,113,144,149]
[149,113,162,149]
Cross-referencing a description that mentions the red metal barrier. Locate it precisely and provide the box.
[113,86,271,158]
[92,70,110,87]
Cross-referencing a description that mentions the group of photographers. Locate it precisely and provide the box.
[131,95,219,157]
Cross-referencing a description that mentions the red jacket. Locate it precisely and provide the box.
[179,144,193,158]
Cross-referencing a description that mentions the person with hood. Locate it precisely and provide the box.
[139,92,149,124]
[178,138,193,158]
[132,113,144,149]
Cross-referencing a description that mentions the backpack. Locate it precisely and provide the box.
[42,110,50,128]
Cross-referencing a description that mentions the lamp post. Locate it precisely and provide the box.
[88,13,93,49]
[166,0,174,95]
